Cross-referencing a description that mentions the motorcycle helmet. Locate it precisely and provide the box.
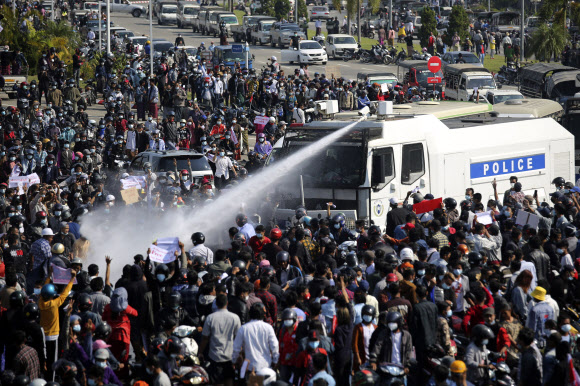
[352,369,380,386]
[164,336,183,355]
[168,291,182,309]
[182,365,209,385]
[23,302,40,321]
[456,244,469,255]
[467,252,483,267]
[155,264,170,282]
[331,213,346,229]
[552,177,565,187]
[385,253,399,268]
[77,293,93,312]
[386,311,403,331]
[269,228,282,241]
[346,251,358,268]
[368,225,381,236]
[14,375,30,386]
[233,232,246,244]
[361,304,375,317]
[443,197,457,210]
[276,251,290,264]
[450,360,467,374]
[40,283,57,299]
[235,213,247,227]
[9,290,26,309]
[191,232,205,245]
[281,308,298,324]
[232,260,246,272]
[471,324,494,343]
[295,206,307,219]
[51,243,65,254]
[95,321,112,341]
[150,337,167,355]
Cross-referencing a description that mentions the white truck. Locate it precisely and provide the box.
[324,34,359,59]
[177,3,199,28]
[230,15,276,43]
[267,104,574,229]
[281,40,328,64]
[207,12,239,37]
[270,22,306,48]
[250,18,275,45]
[443,64,497,101]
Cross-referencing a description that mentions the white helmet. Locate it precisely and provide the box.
[269,116,276,122]
[29,380,47,386]
[270,56,277,61]
[256,368,277,385]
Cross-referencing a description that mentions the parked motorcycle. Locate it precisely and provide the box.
[497,61,520,85]
[361,362,406,386]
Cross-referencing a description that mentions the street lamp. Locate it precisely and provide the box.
[149,0,154,76]
[106,0,111,55]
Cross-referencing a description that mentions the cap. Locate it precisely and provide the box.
[399,248,414,261]
[402,222,415,231]
[401,261,414,270]
[482,307,495,316]
[94,348,109,360]
[93,339,111,350]
[530,286,546,302]
[259,260,271,268]
[106,194,115,202]
[359,280,369,292]
[308,330,318,340]
[562,264,575,273]
[572,187,580,193]
[386,273,398,282]
[389,197,398,205]
[41,228,54,236]
[550,191,563,199]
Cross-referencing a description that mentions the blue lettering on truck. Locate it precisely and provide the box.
[470,154,545,178]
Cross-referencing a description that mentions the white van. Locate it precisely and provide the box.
[444,64,497,101]
[268,107,573,229]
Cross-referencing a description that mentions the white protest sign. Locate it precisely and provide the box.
[148,244,176,263]
[28,173,40,185]
[253,116,270,125]
[381,83,388,92]
[476,210,493,225]
[11,165,21,176]
[51,264,78,285]
[120,176,147,190]
[156,237,179,255]
[8,176,29,188]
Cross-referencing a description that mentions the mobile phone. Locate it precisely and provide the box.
[534,190,538,198]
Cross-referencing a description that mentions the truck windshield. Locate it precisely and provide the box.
[279,144,365,188]
[281,24,300,31]
[162,6,177,13]
[416,70,443,84]
[262,23,273,31]
[184,7,197,14]
[467,77,495,89]
[223,50,246,61]
[221,15,238,24]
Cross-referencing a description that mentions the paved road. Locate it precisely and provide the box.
[107,9,405,81]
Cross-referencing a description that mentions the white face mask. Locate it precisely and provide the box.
[388,322,398,331]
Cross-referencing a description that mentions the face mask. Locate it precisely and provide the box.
[170,353,178,358]
[257,233,263,239]
[217,121,222,125]
[356,276,362,282]
[284,319,294,327]
[88,380,96,386]
[96,361,107,368]
[41,219,48,225]
[54,211,61,216]
[465,195,471,201]
[226,135,230,139]
[259,138,265,143]
[557,248,564,254]
[568,276,574,281]
[510,183,515,188]
[388,322,398,331]
[64,144,70,149]
[3,243,8,249]
[308,341,319,350]
[145,367,153,375]
[334,223,340,229]
[562,324,573,332]
[157,274,166,282]
[73,324,81,332]
[148,117,153,121]
[453,269,462,276]
[481,339,489,346]
[17,205,22,210]
[363,315,373,323]
[442,283,451,290]
[34,288,41,295]
[8,213,14,217]
[9,157,15,161]
[446,310,453,317]
[0,189,4,195]
[488,320,496,326]
[438,274,444,281]
[220,152,225,157]
[417,269,425,276]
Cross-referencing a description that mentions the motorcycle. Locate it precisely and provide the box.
[342,48,361,61]
[361,362,406,386]
[497,61,519,85]
[411,50,432,61]
[394,48,406,64]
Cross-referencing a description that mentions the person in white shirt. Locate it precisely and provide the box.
[315,19,322,35]
[558,241,574,268]
[189,232,214,265]
[211,148,237,190]
[232,303,279,372]
[209,42,216,52]
[149,130,166,150]
[87,29,95,40]
[145,116,157,132]
[470,223,500,254]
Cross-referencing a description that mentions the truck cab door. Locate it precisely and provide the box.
[370,146,397,227]
[400,142,429,198]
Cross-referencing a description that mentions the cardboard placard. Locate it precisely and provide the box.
[148,244,176,263]
[476,210,493,225]
[413,197,443,215]
[51,264,78,285]
[120,187,140,205]
[325,64,341,78]
[515,210,540,229]
[121,176,146,190]
[253,116,270,125]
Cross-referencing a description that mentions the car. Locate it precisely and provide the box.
[158,3,178,24]
[153,41,175,56]
[310,6,331,20]
[485,90,524,105]
[129,36,149,53]
[441,51,482,69]
[86,19,114,30]
[130,150,214,185]
[281,40,328,64]
[324,34,358,59]
[116,30,135,40]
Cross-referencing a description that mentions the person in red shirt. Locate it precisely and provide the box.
[428,32,435,55]
[295,330,329,386]
[462,285,494,335]
[279,308,300,382]
[209,118,226,137]
[102,287,138,373]
[248,224,271,256]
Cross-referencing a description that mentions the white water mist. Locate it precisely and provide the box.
[82,118,365,278]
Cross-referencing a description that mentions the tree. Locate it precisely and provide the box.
[529,23,568,61]
[273,0,292,20]
[297,0,308,20]
[444,5,469,46]
[418,6,437,48]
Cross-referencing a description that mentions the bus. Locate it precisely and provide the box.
[491,11,520,33]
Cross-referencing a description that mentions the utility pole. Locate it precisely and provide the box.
[520,0,524,61]
[389,0,392,30]
[98,6,102,52]
[149,0,154,75]
[106,0,111,55]
[357,0,361,42]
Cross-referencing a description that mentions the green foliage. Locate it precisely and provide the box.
[538,0,567,26]
[529,23,568,61]
[261,0,275,16]
[273,0,292,20]
[418,6,437,48]
[297,0,308,20]
[491,0,514,11]
[444,5,469,46]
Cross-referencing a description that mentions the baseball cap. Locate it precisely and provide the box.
[359,280,369,292]
[259,260,270,268]
[389,197,398,205]
[94,348,109,360]
[93,339,112,350]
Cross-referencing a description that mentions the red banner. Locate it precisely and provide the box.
[413,197,443,215]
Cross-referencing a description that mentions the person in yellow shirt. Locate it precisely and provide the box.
[39,267,77,380]
[398,24,406,43]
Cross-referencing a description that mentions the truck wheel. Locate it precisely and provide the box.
[177,21,182,28]
[132,9,142,17]
[271,39,276,47]
[158,19,162,25]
